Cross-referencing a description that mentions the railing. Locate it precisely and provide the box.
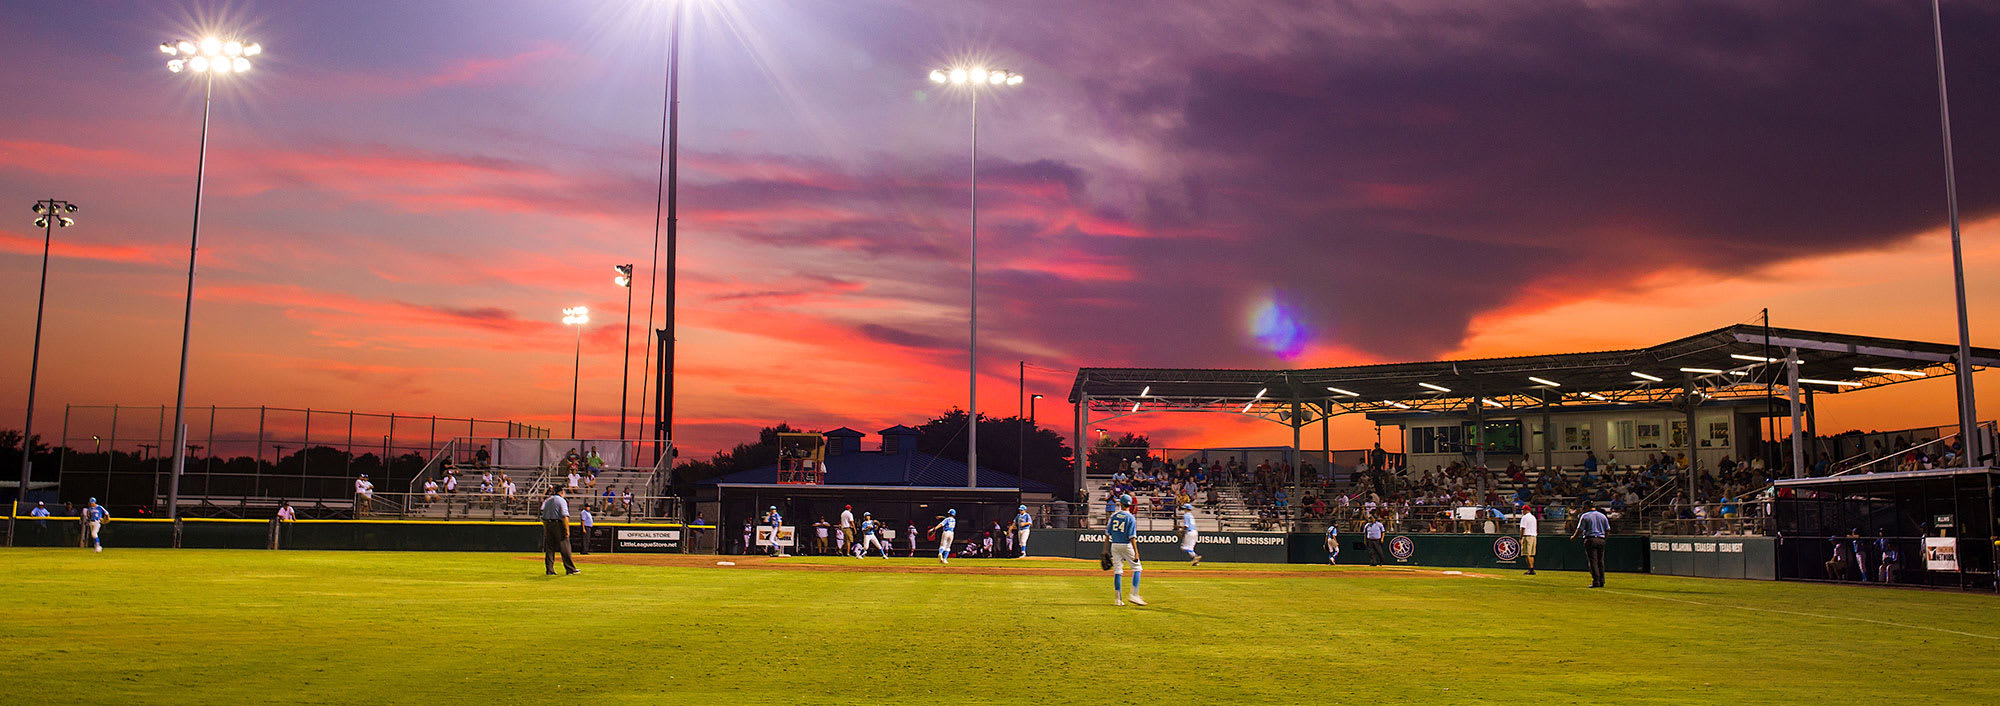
[358,491,683,522]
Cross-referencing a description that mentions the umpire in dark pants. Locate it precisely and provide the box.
[1364,519,1387,566]
[1571,506,1610,587]
[541,487,580,576]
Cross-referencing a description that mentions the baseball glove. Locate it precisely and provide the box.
[1099,549,1113,571]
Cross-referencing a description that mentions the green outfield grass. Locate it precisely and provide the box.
[5,549,1996,705]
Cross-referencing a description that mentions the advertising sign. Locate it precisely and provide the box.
[1922,537,1959,571]
[614,528,682,553]
[755,525,797,548]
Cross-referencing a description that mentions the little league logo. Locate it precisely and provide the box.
[1494,536,1522,561]
[1388,536,1416,561]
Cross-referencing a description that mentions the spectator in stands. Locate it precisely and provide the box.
[586,448,606,477]
[423,479,439,504]
[567,469,580,490]
[30,501,49,527]
[443,473,458,497]
[354,474,374,513]
[276,502,295,522]
[475,445,491,469]
[621,491,634,517]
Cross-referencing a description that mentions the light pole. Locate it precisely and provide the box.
[614,265,634,441]
[8,199,75,546]
[158,36,260,523]
[563,307,591,439]
[1022,393,1043,480]
[1929,0,1980,465]
[641,0,688,466]
[928,65,1024,488]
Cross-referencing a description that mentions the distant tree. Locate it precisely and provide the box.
[673,423,805,487]
[915,408,1076,499]
[1087,432,1150,477]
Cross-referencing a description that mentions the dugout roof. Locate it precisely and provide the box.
[1067,324,2000,422]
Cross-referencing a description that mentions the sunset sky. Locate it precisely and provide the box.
[3,0,1999,461]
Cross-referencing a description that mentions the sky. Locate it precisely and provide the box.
[3,0,1999,461]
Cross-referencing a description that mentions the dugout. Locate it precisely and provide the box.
[699,483,1024,555]
[1772,467,1997,591]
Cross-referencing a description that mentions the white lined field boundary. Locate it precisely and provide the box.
[1598,587,2000,641]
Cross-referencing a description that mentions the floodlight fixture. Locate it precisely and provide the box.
[1854,366,1926,377]
[1326,386,1359,397]
[1528,376,1560,387]
[1799,378,1863,388]
[1419,382,1451,393]
[1630,371,1664,382]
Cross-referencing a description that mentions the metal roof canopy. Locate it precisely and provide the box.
[1772,465,1998,491]
[1067,324,2000,423]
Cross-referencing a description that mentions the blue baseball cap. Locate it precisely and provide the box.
[88,497,97,504]
[1018,505,1027,511]
[1118,493,1133,506]
[947,509,956,516]
[1180,503,1193,510]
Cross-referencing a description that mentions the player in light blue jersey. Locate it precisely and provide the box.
[1324,522,1340,564]
[929,509,957,564]
[1177,503,1203,566]
[856,512,890,558]
[81,498,109,552]
[1105,494,1145,606]
[1010,505,1032,558]
[764,506,785,557]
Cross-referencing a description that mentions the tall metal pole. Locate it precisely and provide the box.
[166,72,215,523]
[967,88,980,489]
[1932,0,1980,465]
[618,272,633,440]
[639,1,684,461]
[9,200,63,546]
[657,0,684,461]
[570,323,583,439]
[1017,360,1025,478]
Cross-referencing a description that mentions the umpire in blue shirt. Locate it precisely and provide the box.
[541,487,580,576]
[1570,505,1610,587]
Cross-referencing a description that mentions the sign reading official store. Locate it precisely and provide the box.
[615,528,682,553]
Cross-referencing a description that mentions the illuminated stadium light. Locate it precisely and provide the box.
[931,66,1023,91]
[1630,371,1664,382]
[1730,354,1781,363]
[1326,386,1359,396]
[1482,399,1505,408]
[613,264,634,287]
[1386,401,1412,409]
[1254,388,1267,399]
[1130,401,1141,413]
[562,306,590,325]
[164,36,257,74]
[1528,376,1560,387]
[1583,392,1609,401]
[156,33,263,524]
[1680,367,1747,376]
[1419,382,1451,393]
[1854,366,1926,377]
[1240,401,1255,413]
[1139,386,1150,397]
[1799,378,1863,388]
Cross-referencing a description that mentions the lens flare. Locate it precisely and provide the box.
[1248,294,1310,360]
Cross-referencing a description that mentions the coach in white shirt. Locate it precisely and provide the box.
[1519,508,1539,576]
[838,505,856,554]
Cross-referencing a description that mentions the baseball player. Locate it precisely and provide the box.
[1105,494,1145,605]
[1519,507,1539,576]
[82,497,109,553]
[1324,522,1340,565]
[1010,505,1033,558]
[1176,503,1203,565]
[764,506,784,557]
[929,509,957,564]
[857,512,890,558]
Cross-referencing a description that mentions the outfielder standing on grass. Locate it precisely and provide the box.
[81,498,108,553]
[1104,494,1146,606]
[1177,503,1203,565]
[1010,505,1033,558]
[930,509,957,564]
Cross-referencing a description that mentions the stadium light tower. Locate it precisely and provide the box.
[159,35,260,523]
[7,199,76,547]
[614,265,635,441]
[927,64,1024,488]
[1929,0,1980,464]
[563,307,591,439]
